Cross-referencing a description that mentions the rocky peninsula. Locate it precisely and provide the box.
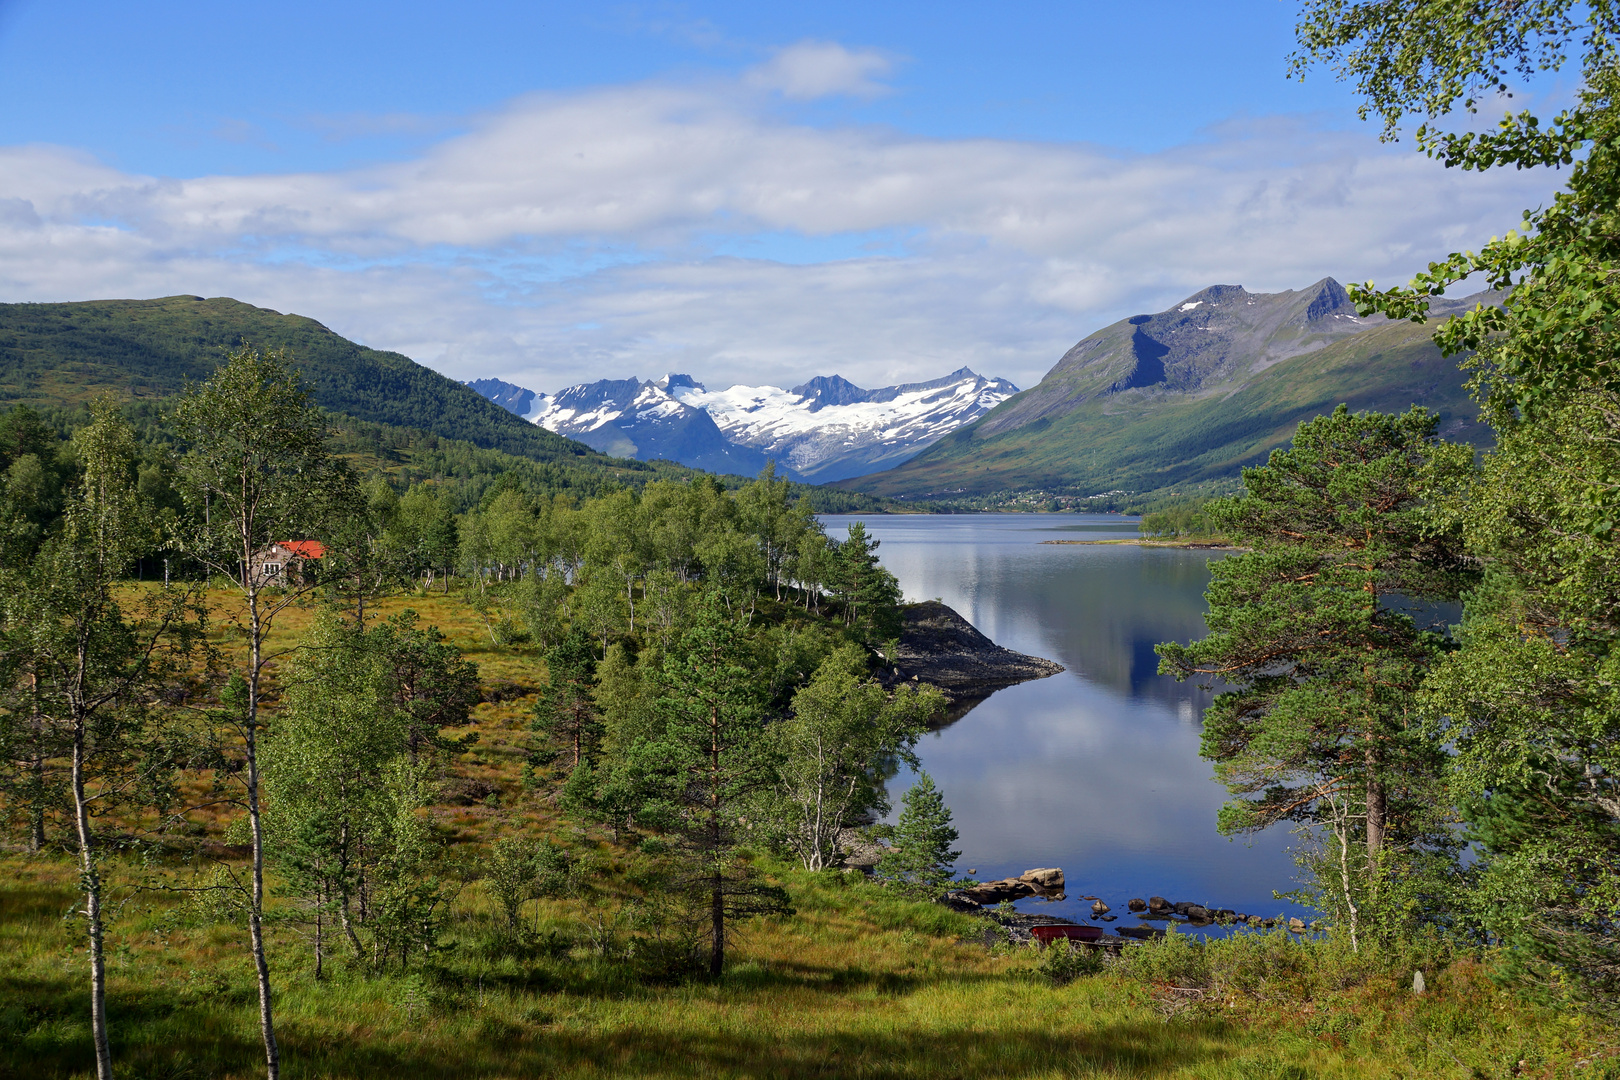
[882,600,1063,704]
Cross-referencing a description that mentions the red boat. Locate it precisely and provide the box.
[1030,925,1105,946]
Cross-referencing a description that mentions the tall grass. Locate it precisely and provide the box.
[2,853,1614,1080]
[3,589,1613,1078]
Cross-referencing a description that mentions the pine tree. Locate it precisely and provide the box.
[637,592,790,976]
[832,522,902,642]
[878,771,960,899]
[528,630,601,778]
[1157,406,1474,945]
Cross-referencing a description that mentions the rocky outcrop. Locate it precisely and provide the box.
[886,601,1063,701]
[948,867,1066,906]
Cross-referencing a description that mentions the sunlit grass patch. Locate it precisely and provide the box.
[3,849,1615,1079]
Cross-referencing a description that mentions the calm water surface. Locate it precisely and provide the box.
[821,513,1307,927]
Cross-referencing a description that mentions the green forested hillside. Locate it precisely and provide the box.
[845,297,1485,500]
[0,295,901,513]
[0,295,598,466]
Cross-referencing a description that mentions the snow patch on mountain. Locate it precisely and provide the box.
[470,367,1019,482]
[670,367,1019,481]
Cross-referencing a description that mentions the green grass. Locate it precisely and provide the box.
[4,588,1616,1079]
[2,854,1614,1079]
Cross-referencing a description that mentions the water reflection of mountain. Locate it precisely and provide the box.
[829,515,1228,711]
[1013,546,1226,710]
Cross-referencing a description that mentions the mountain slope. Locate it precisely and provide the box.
[0,295,597,466]
[472,367,1018,482]
[674,367,1019,482]
[843,279,1491,499]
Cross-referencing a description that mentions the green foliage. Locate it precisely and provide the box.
[877,771,960,900]
[1292,0,1620,998]
[265,610,457,972]
[484,836,574,929]
[763,644,945,871]
[1417,400,1620,989]
[528,631,601,782]
[1138,504,1220,539]
[1035,939,1107,985]
[634,593,793,976]
[1157,406,1475,945]
[368,609,481,765]
[173,345,352,576]
[830,521,904,643]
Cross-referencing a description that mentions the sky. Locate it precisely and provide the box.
[0,0,1568,394]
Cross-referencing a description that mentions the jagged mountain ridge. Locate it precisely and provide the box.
[471,367,1020,482]
[844,278,1495,499]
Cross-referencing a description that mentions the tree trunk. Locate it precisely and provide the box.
[709,696,724,979]
[71,715,112,1080]
[245,595,281,1080]
[710,869,725,978]
[28,673,44,854]
[1365,773,1386,860]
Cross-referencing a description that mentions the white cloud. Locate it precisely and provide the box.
[0,60,1556,394]
[744,40,896,100]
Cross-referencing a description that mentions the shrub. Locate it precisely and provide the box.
[1035,939,1106,984]
[1118,927,1210,988]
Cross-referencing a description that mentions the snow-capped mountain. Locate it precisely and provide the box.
[468,368,1020,482]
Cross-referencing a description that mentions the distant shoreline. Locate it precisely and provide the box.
[1040,538,1243,550]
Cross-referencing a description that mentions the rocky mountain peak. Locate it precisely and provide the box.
[1298,277,1353,324]
[470,365,1019,483]
[465,377,537,416]
[655,372,706,393]
[790,374,870,412]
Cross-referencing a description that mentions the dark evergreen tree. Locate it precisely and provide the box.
[637,593,790,976]
[877,771,960,900]
[369,609,480,765]
[528,630,602,778]
[831,521,903,643]
[1157,406,1474,945]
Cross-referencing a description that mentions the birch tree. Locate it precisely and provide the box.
[767,645,943,871]
[175,347,348,1080]
[0,399,200,1079]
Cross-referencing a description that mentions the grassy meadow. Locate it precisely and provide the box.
[1,586,1615,1079]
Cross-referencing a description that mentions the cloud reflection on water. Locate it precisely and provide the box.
[821,514,1305,924]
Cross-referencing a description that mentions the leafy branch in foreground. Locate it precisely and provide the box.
[1295,0,1620,991]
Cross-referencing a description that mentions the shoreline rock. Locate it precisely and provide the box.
[884,600,1063,704]
[951,867,1066,905]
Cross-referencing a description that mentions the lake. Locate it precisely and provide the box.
[821,513,1308,928]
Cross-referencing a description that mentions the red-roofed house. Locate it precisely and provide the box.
[250,540,327,585]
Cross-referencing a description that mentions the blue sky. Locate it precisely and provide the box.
[0,0,1562,391]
